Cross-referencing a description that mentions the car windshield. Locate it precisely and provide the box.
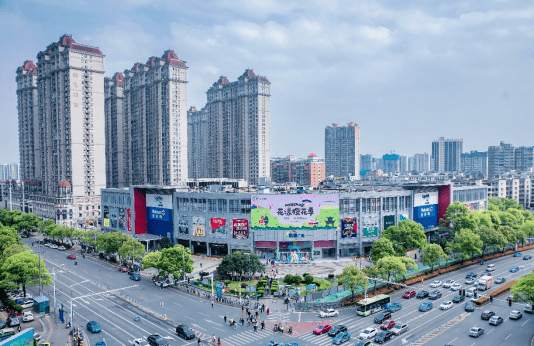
[317,325,324,329]
[470,328,478,332]
[323,310,329,313]
[363,330,370,334]
[356,305,365,312]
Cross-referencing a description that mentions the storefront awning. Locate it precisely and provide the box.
[134,233,163,242]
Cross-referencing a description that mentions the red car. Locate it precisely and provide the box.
[313,324,332,335]
[119,266,128,272]
[67,254,76,260]
[403,290,416,298]
[380,319,395,330]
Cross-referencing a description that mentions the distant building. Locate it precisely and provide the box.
[487,142,534,177]
[412,153,431,172]
[514,146,534,173]
[360,154,374,172]
[270,154,325,186]
[382,154,400,174]
[325,123,360,179]
[431,137,463,172]
[461,151,488,175]
[0,163,20,181]
[399,155,408,173]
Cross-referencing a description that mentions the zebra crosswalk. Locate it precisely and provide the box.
[297,332,336,346]
[265,312,291,322]
[219,329,273,346]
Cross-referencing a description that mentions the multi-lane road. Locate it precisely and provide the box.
[25,237,534,346]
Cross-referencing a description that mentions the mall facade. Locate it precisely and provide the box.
[100,183,487,259]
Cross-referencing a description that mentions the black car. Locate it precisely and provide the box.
[416,290,429,299]
[429,291,442,300]
[0,319,5,329]
[465,302,475,312]
[328,324,348,337]
[373,311,392,324]
[495,277,506,284]
[481,310,495,320]
[128,269,138,276]
[175,324,195,340]
[524,255,532,260]
[147,334,168,346]
[452,295,465,303]
[355,341,373,346]
[375,331,393,344]
[466,272,477,278]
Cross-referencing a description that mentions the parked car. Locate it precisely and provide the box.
[373,311,392,324]
[374,331,393,344]
[313,324,331,335]
[403,290,416,299]
[86,321,101,333]
[67,254,76,260]
[386,303,402,313]
[319,309,339,318]
[450,283,462,291]
[430,280,442,288]
[513,252,522,257]
[509,310,523,320]
[358,327,378,340]
[20,300,34,309]
[489,316,503,326]
[0,319,6,329]
[119,266,129,272]
[481,310,495,320]
[429,291,442,300]
[440,301,453,310]
[380,320,395,330]
[33,333,41,341]
[391,322,408,336]
[465,302,475,312]
[133,338,149,346]
[147,334,168,346]
[443,280,455,288]
[524,255,532,260]
[332,332,351,345]
[130,273,141,281]
[469,327,484,337]
[22,311,34,322]
[419,302,433,312]
[328,325,347,337]
[175,324,195,339]
[466,287,477,297]
[510,266,520,273]
[155,280,170,288]
[7,316,20,327]
[495,277,506,284]
[416,290,429,299]
[58,246,66,251]
[452,295,465,303]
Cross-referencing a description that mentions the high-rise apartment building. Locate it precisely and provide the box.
[104,73,126,188]
[360,154,374,172]
[488,142,515,177]
[431,137,463,172]
[399,155,408,173]
[187,70,271,185]
[16,35,105,226]
[382,154,400,174]
[270,154,325,185]
[325,123,360,179]
[461,151,488,175]
[0,163,20,181]
[514,146,534,173]
[412,153,430,172]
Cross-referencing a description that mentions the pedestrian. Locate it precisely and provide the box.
[267,308,269,315]
[212,302,214,308]
[262,303,265,311]
[212,334,216,343]
[218,337,221,345]
[255,311,258,317]
[254,324,257,332]
[224,315,227,324]
[247,318,251,326]
[17,325,21,332]
[197,337,201,345]
[242,306,244,313]
[261,321,265,330]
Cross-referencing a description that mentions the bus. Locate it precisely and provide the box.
[0,328,15,341]
[355,294,391,316]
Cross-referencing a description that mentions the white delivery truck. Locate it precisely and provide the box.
[478,275,493,291]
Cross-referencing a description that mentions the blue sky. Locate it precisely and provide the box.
[1,0,533,164]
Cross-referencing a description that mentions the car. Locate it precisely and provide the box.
[265,342,282,346]
[403,290,416,299]
[373,311,392,324]
[473,280,480,286]
[386,303,402,312]
[509,310,523,320]
[450,283,462,291]
[524,255,532,260]
[419,302,433,312]
[328,325,348,337]
[483,272,492,276]
[58,246,66,251]
[494,277,506,284]
[49,244,58,249]
[469,327,484,337]
[119,266,129,272]
[355,341,373,346]
[33,333,42,341]
[313,324,331,334]
[86,321,101,333]
[513,252,522,257]
[510,266,520,273]
[0,319,5,329]
[7,316,20,327]
[416,290,429,299]
[489,316,503,326]
[319,308,339,318]
[443,280,455,288]
[466,272,477,278]
[128,269,138,276]
[175,324,195,339]
[67,254,76,260]
[374,331,393,344]
[20,300,34,309]
[358,327,378,340]
[481,310,495,320]
[452,295,465,303]
[430,280,442,288]
[133,338,149,346]
[380,319,395,330]
[465,302,475,312]
[22,311,34,322]
[465,277,475,284]
[155,280,170,288]
[391,322,408,336]
[130,273,141,281]
[332,331,351,345]
[147,334,168,346]
[440,301,453,310]
[95,342,106,346]
[429,291,442,300]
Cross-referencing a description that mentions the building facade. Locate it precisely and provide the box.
[431,137,463,172]
[381,154,400,174]
[412,153,431,172]
[188,70,271,185]
[270,154,325,186]
[104,73,126,188]
[0,163,20,181]
[461,151,488,176]
[325,123,360,179]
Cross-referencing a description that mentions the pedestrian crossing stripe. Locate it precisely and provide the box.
[222,329,272,346]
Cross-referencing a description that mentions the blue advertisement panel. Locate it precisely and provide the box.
[413,204,438,229]
[146,208,173,242]
[0,327,34,345]
[148,207,170,222]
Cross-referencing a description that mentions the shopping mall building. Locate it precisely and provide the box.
[100,182,487,260]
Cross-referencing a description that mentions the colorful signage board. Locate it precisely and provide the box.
[232,219,249,239]
[384,215,395,229]
[414,191,439,207]
[103,206,109,227]
[192,217,205,237]
[126,208,132,232]
[416,205,437,219]
[341,218,357,238]
[399,213,409,221]
[118,207,125,230]
[211,218,226,238]
[148,207,170,221]
[146,194,173,209]
[251,194,339,230]
[178,216,189,234]
[362,215,378,237]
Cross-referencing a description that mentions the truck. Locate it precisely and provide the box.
[478,275,493,291]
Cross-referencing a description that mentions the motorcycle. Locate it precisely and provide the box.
[134,316,140,322]
[74,261,78,265]
[480,260,484,265]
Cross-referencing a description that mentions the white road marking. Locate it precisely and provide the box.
[449,337,458,343]
[521,318,530,326]
[505,333,512,340]
[191,323,207,331]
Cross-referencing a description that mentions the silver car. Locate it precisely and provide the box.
[509,310,523,320]
[391,323,408,335]
[469,327,484,337]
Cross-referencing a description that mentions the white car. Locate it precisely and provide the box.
[58,246,66,251]
[450,283,462,291]
[440,301,453,310]
[466,288,477,297]
[473,280,480,286]
[443,280,455,288]
[155,280,170,288]
[430,280,442,288]
[20,300,34,309]
[319,308,339,318]
[22,311,34,322]
[358,327,378,340]
[133,338,148,346]
[465,278,474,284]
[49,244,58,249]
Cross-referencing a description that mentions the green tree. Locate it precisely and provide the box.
[338,265,369,300]
[363,265,381,293]
[1,251,53,298]
[118,240,145,266]
[142,250,161,269]
[304,275,315,285]
[217,251,265,280]
[510,270,534,305]
[520,221,534,237]
[370,238,395,263]
[420,243,448,273]
[292,275,303,286]
[97,232,130,254]
[3,244,30,259]
[439,202,476,236]
[398,257,417,282]
[284,274,294,284]
[488,197,521,211]
[157,245,195,279]
[377,256,406,287]
[451,228,483,262]
[475,226,506,257]
[159,237,172,249]
[12,213,42,233]
[381,220,427,254]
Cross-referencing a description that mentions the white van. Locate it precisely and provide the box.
[466,287,478,297]
[486,264,496,271]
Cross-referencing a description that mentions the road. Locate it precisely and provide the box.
[25,238,534,346]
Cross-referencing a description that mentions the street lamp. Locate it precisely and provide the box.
[70,280,89,325]
[50,264,66,315]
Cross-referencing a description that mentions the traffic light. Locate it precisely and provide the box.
[509,299,512,307]
[474,291,477,299]
[490,295,493,303]
[462,289,465,296]
[459,289,462,295]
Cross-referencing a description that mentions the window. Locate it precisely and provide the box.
[208,199,217,212]
[241,200,251,214]
[218,199,227,213]
[229,200,240,214]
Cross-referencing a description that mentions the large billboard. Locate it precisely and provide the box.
[232,219,249,239]
[414,191,439,229]
[414,192,438,207]
[118,208,125,230]
[178,216,189,234]
[362,215,378,237]
[146,194,172,209]
[103,206,109,227]
[341,218,357,238]
[148,207,170,221]
[126,208,132,232]
[110,206,118,228]
[211,218,226,238]
[251,194,339,230]
[384,215,395,229]
[192,217,205,237]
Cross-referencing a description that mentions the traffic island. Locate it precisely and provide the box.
[474,279,518,305]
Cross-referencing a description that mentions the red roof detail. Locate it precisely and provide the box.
[146,57,156,66]
[132,63,140,72]
[68,44,103,55]
[28,69,37,74]
[258,76,269,83]
[59,35,76,46]
[189,106,197,112]
[22,61,37,70]
[308,153,317,157]
[116,81,124,85]
[161,50,179,60]
[244,69,256,77]
[113,72,124,81]
[168,60,186,66]
[58,180,71,187]
[218,76,230,84]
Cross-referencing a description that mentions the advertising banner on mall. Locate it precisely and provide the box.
[414,191,438,207]
[416,205,437,219]
[146,194,173,209]
[179,216,189,234]
[384,215,395,229]
[211,218,226,238]
[110,207,118,228]
[341,218,357,238]
[251,194,339,230]
[103,206,109,227]
[362,215,378,237]
[148,207,169,221]
[126,208,132,232]
[232,219,249,239]
[192,217,205,237]
[399,213,409,221]
[118,208,125,230]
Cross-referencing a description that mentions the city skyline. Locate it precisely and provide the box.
[1,0,533,164]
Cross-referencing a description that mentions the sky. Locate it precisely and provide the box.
[1,0,533,164]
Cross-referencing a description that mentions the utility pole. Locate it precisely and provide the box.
[22,180,25,213]
[38,241,42,296]
[9,183,12,211]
